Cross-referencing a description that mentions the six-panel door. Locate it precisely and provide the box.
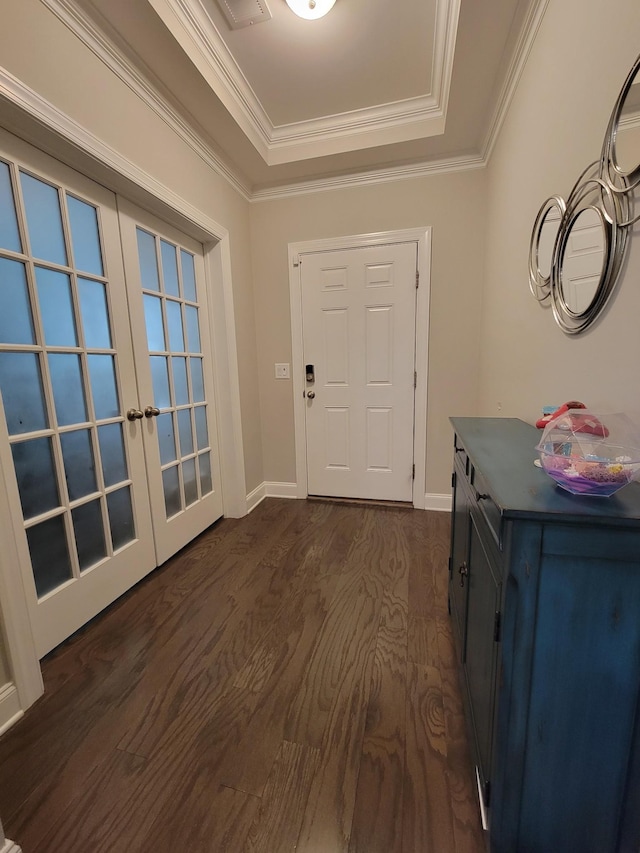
[301,243,417,501]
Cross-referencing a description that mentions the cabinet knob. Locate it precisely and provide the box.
[459,561,469,588]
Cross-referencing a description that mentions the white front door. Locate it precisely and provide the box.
[301,242,417,501]
[0,135,223,657]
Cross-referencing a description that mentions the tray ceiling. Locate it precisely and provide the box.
[52,0,542,194]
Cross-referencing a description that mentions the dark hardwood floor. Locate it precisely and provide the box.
[0,498,485,853]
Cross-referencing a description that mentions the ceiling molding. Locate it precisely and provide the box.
[429,0,461,132]
[480,0,550,163]
[147,0,461,164]
[250,153,485,202]
[147,0,274,157]
[20,0,550,203]
[266,96,446,164]
[40,0,252,200]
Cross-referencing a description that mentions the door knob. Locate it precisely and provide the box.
[306,390,315,399]
[144,406,161,418]
[126,408,144,421]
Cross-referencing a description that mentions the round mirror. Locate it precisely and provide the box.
[549,174,622,334]
[613,83,640,176]
[530,54,638,334]
[529,196,565,301]
[603,55,640,189]
[557,206,607,316]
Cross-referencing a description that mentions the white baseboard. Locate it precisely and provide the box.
[265,482,299,499]
[0,684,23,737]
[247,484,451,512]
[245,482,266,514]
[424,493,452,512]
[1,839,22,853]
[246,481,300,513]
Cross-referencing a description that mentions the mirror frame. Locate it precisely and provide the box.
[529,195,566,303]
[529,53,639,334]
[602,55,640,195]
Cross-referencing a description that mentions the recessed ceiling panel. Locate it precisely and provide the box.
[212,0,437,124]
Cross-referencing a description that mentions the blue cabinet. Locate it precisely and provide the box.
[449,417,640,853]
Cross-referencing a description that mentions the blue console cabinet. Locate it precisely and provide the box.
[449,417,640,853]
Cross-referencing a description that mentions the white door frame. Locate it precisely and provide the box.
[0,78,247,718]
[288,228,431,509]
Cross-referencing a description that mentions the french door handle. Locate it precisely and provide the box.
[144,406,161,418]
[126,408,144,421]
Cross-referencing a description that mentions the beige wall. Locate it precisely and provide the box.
[479,0,640,423]
[0,0,264,493]
[250,169,488,497]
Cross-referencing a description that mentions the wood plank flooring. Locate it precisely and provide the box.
[0,498,485,853]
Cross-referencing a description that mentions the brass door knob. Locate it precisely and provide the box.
[126,408,144,421]
[144,406,161,418]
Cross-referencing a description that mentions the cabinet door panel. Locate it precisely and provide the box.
[465,510,501,804]
[518,549,640,852]
[449,464,471,660]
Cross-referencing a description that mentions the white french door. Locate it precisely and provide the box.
[301,242,417,502]
[0,133,222,657]
[119,201,223,566]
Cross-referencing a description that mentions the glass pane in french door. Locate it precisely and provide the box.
[0,138,154,657]
[119,202,223,566]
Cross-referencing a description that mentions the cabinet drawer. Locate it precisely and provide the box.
[471,467,502,547]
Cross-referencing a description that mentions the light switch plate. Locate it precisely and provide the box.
[275,363,290,379]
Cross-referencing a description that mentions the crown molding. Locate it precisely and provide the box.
[40,0,251,201]
[147,0,460,164]
[250,153,485,202]
[147,0,273,158]
[15,0,546,202]
[480,0,551,163]
[266,95,445,164]
[251,0,549,198]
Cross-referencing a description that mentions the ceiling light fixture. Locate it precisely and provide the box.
[285,0,336,20]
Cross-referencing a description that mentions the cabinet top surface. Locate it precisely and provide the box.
[450,417,640,526]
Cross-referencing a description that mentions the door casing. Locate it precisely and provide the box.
[288,228,431,508]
